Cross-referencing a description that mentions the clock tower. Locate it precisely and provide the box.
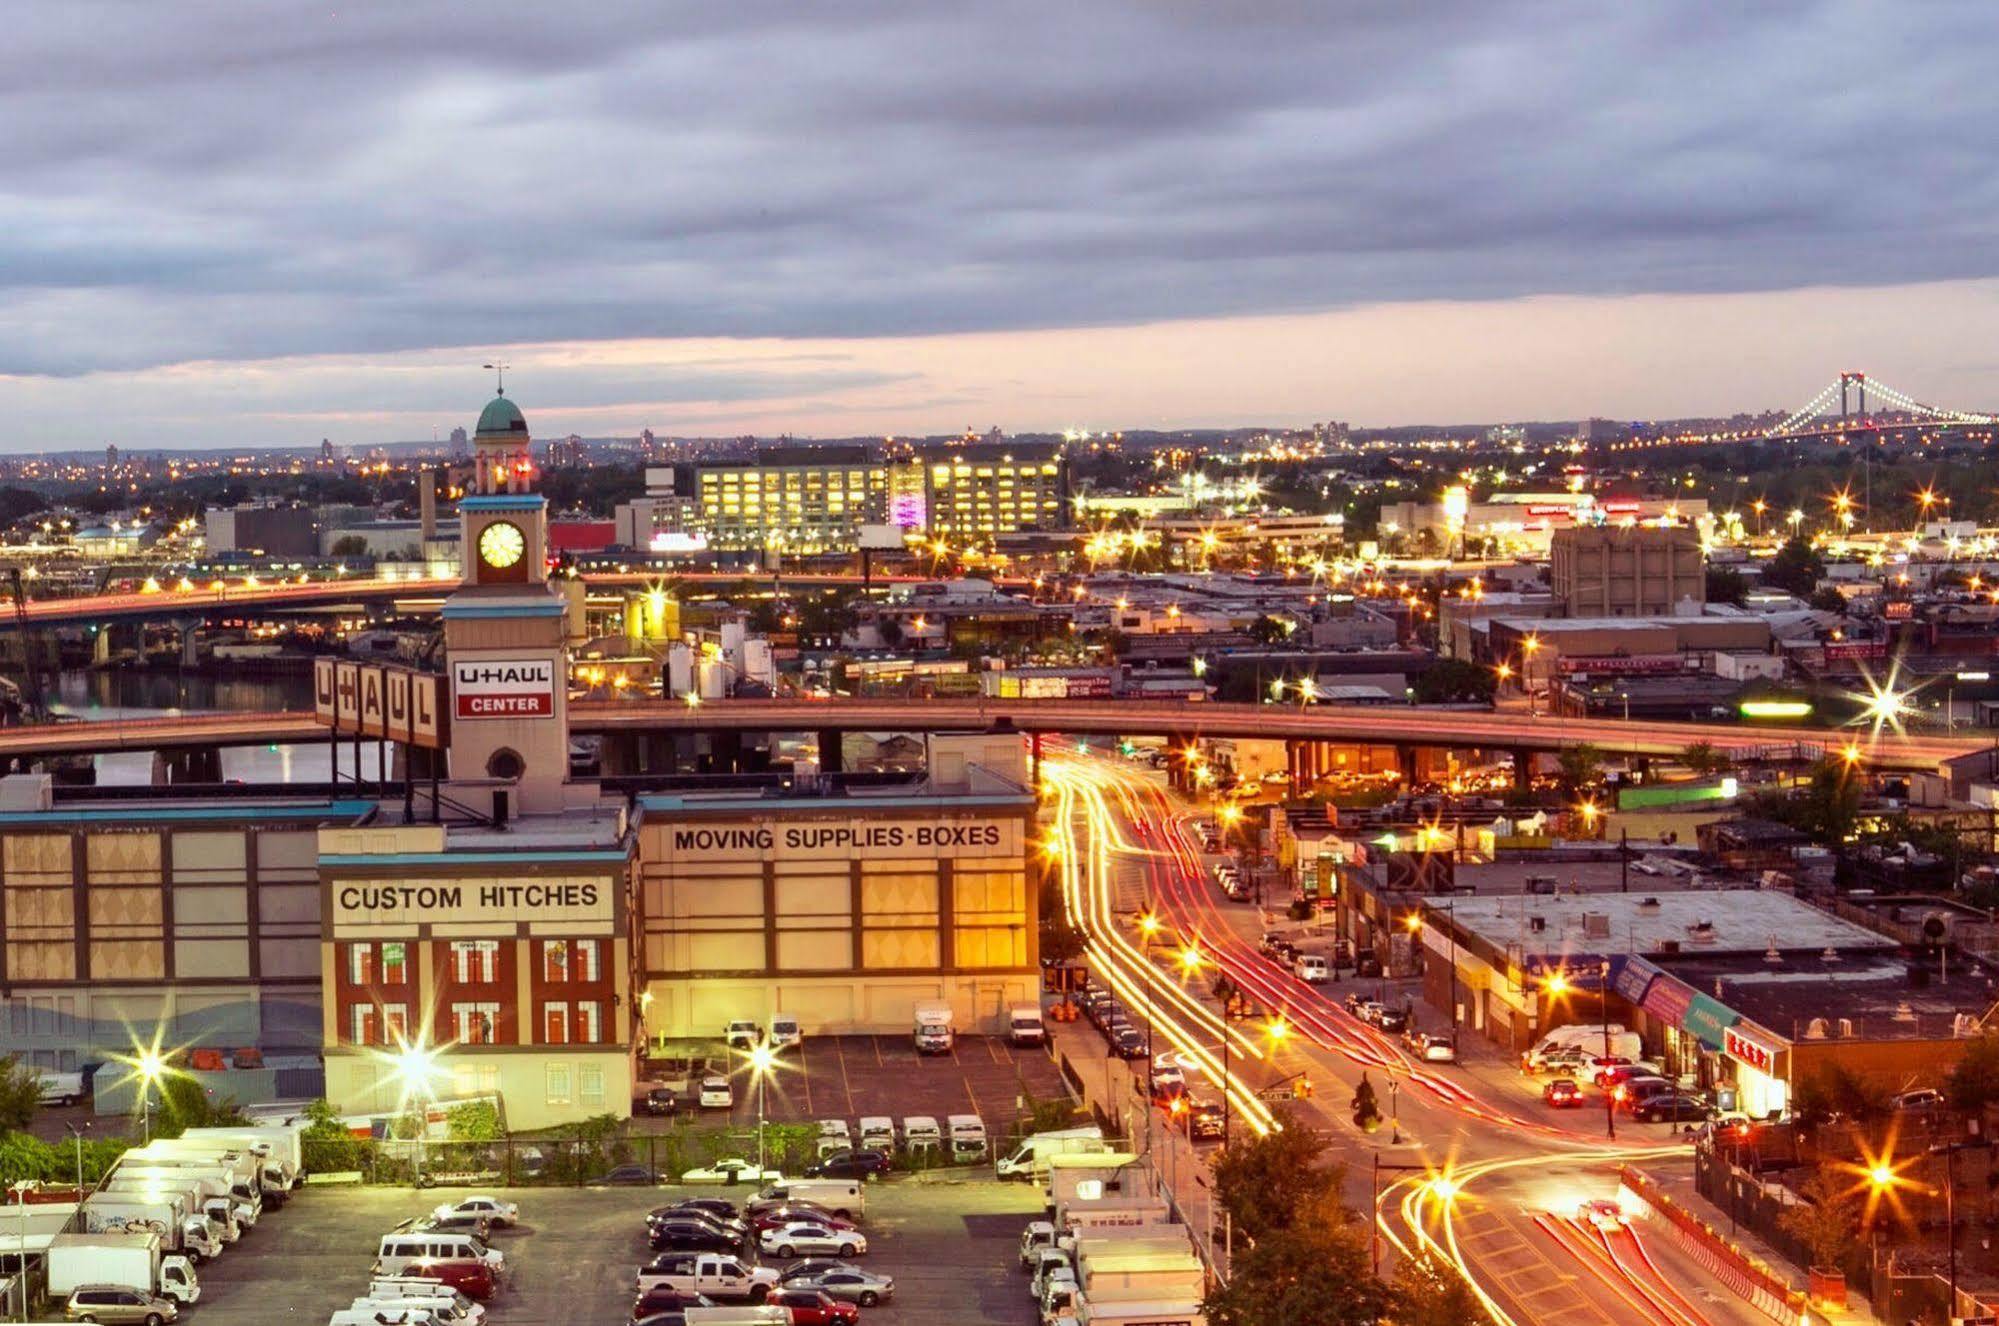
[443,390,573,811]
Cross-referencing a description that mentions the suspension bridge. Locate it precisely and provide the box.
[1765,370,1999,441]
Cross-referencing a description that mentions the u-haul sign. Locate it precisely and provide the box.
[453,658,556,720]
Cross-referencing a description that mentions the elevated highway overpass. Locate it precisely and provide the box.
[3,697,1977,775]
[0,570,956,631]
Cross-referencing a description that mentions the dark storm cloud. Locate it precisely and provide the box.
[3,1,1995,376]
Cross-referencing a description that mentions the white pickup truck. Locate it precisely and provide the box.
[634,1253,779,1302]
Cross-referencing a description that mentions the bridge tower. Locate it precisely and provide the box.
[441,389,573,813]
[1839,371,1867,425]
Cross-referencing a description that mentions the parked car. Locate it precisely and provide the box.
[592,1165,666,1186]
[650,1198,741,1226]
[1612,1076,1677,1112]
[725,1020,763,1049]
[437,1196,518,1228]
[790,1267,895,1308]
[1543,1078,1585,1108]
[649,1220,743,1254]
[1632,1093,1713,1124]
[415,1209,493,1239]
[1411,1033,1456,1063]
[770,1288,860,1325]
[1893,1088,1945,1113]
[63,1286,179,1326]
[680,1159,782,1186]
[749,1205,857,1236]
[778,1259,856,1284]
[639,1088,679,1117]
[805,1149,891,1180]
[759,1222,867,1259]
[1107,1025,1148,1059]
[699,1077,735,1109]
[1588,1058,1638,1087]
[399,1260,497,1302]
[1295,954,1331,983]
[630,1286,714,1320]
[1375,1007,1409,1034]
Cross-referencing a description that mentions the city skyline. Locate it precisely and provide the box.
[5,4,1999,448]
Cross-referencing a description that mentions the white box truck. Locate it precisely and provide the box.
[176,1127,303,1186]
[44,1231,200,1305]
[94,1176,230,1251]
[103,1169,245,1242]
[123,1151,265,1217]
[996,1126,1108,1181]
[913,1004,954,1054]
[1073,1296,1206,1325]
[82,1194,219,1263]
[129,1142,284,1206]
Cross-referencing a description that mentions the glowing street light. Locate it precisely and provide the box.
[1543,973,1571,997]
[746,1042,779,1174]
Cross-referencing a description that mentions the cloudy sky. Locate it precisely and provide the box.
[5,2,1998,449]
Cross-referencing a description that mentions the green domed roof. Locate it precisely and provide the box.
[476,393,528,439]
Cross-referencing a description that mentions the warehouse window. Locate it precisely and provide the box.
[450,940,498,984]
[545,1064,571,1107]
[543,1002,569,1045]
[452,1002,499,1046]
[580,1064,604,1108]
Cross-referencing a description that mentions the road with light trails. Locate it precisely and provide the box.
[1045,749,1775,1326]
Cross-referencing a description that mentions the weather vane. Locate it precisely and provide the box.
[483,360,510,395]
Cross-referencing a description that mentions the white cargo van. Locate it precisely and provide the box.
[1525,1026,1638,1070]
[376,1231,503,1276]
[768,1013,802,1053]
[995,1127,1108,1181]
[857,1117,895,1152]
[1008,1005,1046,1047]
[913,1004,954,1054]
[948,1114,987,1162]
[901,1116,942,1157]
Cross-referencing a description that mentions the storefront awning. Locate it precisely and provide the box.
[1680,991,1741,1050]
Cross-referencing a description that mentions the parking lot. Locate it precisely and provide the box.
[641,1034,1070,1137]
[191,1178,1045,1326]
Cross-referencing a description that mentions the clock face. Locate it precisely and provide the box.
[478,521,526,570]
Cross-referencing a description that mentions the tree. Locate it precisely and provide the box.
[1947,1034,1999,1116]
[1247,615,1292,647]
[1763,536,1825,597]
[1555,743,1604,795]
[1754,755,1861,846]
[0,1056,39,1132]
[1705,565,1748,607]
[1777,1165,1860,1271]
[152,1074,246,1139]
[1205,1195,1386,1326]
[446,1100,502,1142]
[1205,1113,1388,1326]
[1212,1108,1345,1242]
[329,534,370,557]
[1390,1250,1492,1326]
[1808,586,1847,614]
[1791,1062,1888,1127]
[1681,742,1732,778]
[1413,658,1497,705]
[1351,1073,1382,1131]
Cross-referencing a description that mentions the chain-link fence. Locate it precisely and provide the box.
[302,1122,1005,1188]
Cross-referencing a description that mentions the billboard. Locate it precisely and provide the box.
[312,659,447,749]
[452,658,557,720]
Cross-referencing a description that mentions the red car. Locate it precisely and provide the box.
[772,1287,860,1325]
[750,1205,860,1236]
[1543,1079,1584,1109]
[401,1258,497,1302]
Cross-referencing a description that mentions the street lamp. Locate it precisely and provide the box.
[134,1047,167,1144]
[1137,913,1163,1157]
[747,1043,778,1177]
[389,1035,445,1187]
[63,1122,86,1193]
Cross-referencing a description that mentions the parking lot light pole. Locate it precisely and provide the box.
[1137,913,1162,1160]
[749,1044,778,1177]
